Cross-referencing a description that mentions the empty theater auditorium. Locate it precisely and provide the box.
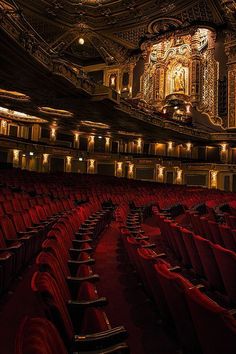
[1,0,236,353]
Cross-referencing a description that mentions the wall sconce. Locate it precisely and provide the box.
[117,162,123,171]
[89,159,95,168]
[176,168,183,183]
[66,156,72,165]
[74,133,79,142]
[210,170,218,188]
[128,163,134,174]
[220,143,227,152]
[168,141,173,150]
[43,153,49,164]
[105,137,110,147]
[13,149,20,160]
[50,126,57,141]
[157,164,165,182]
[186,142,192,151]
[186,105,191,114]
[89,135,95,143]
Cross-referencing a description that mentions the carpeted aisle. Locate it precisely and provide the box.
[94,221,179,354]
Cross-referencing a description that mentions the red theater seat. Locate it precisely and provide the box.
[154,262,201,354]
[31,271,128,352]
[15,317,68,354]
[212,244,236,304]
[194,235,224,291]
[185,286,236,354]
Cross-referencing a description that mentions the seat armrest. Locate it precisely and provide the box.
[0,251,12,261]
[141,243,156,249]
[168,266,181,273]
[72,239,93,246]
[68,297,108,309]
[68,259,95,275]
[73,326,128,351]
[67,275,99,284]
[69,248,93,260]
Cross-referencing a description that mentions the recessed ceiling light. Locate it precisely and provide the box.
[79,38,85,45]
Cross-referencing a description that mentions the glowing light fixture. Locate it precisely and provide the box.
[79,38,85,45]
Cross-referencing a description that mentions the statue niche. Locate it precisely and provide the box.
[173,66,185,93]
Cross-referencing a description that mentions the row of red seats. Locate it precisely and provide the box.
[0,189,78,295]
[122,208,236,354]
[15,204,129,354]
[185,211,236,252]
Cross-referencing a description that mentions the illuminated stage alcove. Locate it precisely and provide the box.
[140,27,222,126]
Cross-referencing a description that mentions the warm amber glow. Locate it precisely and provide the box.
[39,107,73,118]
[0,89,30,101]
[80,120,110,129]
[43,154,49,164]
[186,142,192,151]
[89,135,95,143]
[13,149,20,160]
[105,137,110,146]
[168,141,173,150]
[74,133,79,142]
[66,156,72,165]
[0,106,47,123]
[51,127,57,140]
[220,143,227,152]
[210,170,218,188]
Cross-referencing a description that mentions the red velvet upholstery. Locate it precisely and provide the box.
[212,244,236,304]
[15,317,67,354]
[185,287,236,354]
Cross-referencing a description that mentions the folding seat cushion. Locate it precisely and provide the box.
[219,225,236,252]
[212,244,236,304]
[181,229,204,276]
[194,235,224,291]
[15,316,68,354]
[155,262,201,354]
[185,287,236,354]
[208,221,224,246]
[31,271,127,352]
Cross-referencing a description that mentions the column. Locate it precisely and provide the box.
[31,124,41,141]
[190,29,201,103]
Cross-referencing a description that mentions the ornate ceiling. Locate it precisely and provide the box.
[13,0,233,65]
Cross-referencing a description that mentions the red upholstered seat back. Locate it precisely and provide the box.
[15,316,67,354]
[185,287,236,354]
[31,271,74,347]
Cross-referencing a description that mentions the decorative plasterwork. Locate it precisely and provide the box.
[0,106,47,123]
